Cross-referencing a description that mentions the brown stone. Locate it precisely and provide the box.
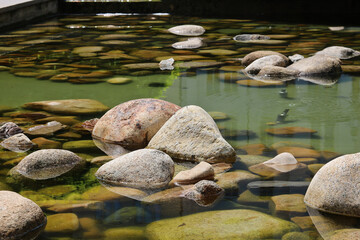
[236,79,284,87]
[237,143,269,155]
[266,127,317,136]
[171,162,214,185]
[290,216,315,231]
[32,137,62,149]
[215,170,260,194]
[242,50,290,66]
[92,98,180,150]
[270,194,307,219]
[277,147,321,159]
[45,213,79,234]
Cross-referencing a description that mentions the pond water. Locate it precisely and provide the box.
[0,13,360,240]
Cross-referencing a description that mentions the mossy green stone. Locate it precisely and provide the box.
[62,140,99,153]
[104,226,146,240]
[146,209,300,240]
[38,185,77,197]
[282,231,311,240]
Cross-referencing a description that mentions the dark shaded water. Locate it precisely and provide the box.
[0,14,360,240]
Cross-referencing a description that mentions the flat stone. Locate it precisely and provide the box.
[304,153,360,217]
[96,34,139,40]
[39,200,104,213]
[235,155,271,168]
[104,206,150,225]
[96,149,174,190]
[62,140,99,153]
[215,170,260,194]
[290,216,315,231]
[248,181,310,196]
[249,153,308,180]
[328,229,360,240]
[145,209,300,240]
[131,49,169,60]
[16,149,84,180]
[233,34,270,41]
[107,77,133,84]
[341,65,360,73]
[168,25,205,36]
[240,39,288,45]
[81,185,143,202]
[219,65,244,72]
[172,38,203,49]
[122,63,160,70]
[296,158,317,164]
[271,141,313,150]
[72,46,104,54]
[22,99,109,115]
[35,116,80,126]
[270,194,307,218]
[100,40,134,45]
[266,127,317,136]
[276,147,321,159]
[319,150,341,162]
[0,191,46,240]
[91,155,113,165]
[175,61,224,69]
[79,217,102,239]
[0,133,33,152]
[45,213,79,234]
[208,111,229,121]
[156,55,206,61]
[104,227,145,240]
[237,143,268,155]
[236,79,284,87]
[171,161,214,185]
[25,121,66,137]
[199,49,238,56]
[92,98,180,150]
[237,190,271,208]
[147,105,236,163]
[282,232,311,240]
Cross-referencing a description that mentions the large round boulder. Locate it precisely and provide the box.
[16,149,84,180]
[0,191,47,240]
[315,46,360,60]
[92,98,180,150]
[245,55,289,75]
[287,55,342,76]
[147,105,236,163]
[95,149,174,190]
[304,153,360,217]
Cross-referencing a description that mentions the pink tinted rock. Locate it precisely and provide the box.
[92,98,180,150]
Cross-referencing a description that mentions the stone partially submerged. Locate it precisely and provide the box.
[0,133,34,152]
[304,153,360,217]
[287,55,342,76]
[147,105,236,163]
[245,55,289,75]
[0,122,23,140]
[171,37,203,49]
[315,46,360,59]
[92,98,180,150]
[22,99,109,115]
[0,191,47,240]
[16,149,84,180]
[242,51,290,67]
[95,149,174,190]
[145,209,300,239]
[168,25,205,36]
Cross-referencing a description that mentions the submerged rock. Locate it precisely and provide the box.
[104,206,151,225]
[147,105,236,163]
[145,209,300,240]
[96,149,174,190]
[0,133,34,152]
[287,55,342,76]
[0,191,46,240]
[168,25,205,36]
[0,122,23,140]
[16,149,84,180]
[304,153,360,217]
[249,152,308,179]
[233,34,270,41]
[172,37,203,49]
[315,46,360,60]
[45,213,79,234]
[92,98,180,150]
[266,127,317,136]
[270,194,307,218]
[183,180,224,207]
[22,99,109,115]
[25,121,66,136]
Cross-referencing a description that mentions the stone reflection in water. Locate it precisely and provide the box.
[298,74,340,86]
[92,138,129,158]
[307,206,360,240]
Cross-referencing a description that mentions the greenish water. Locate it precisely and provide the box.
[1,14,360,240]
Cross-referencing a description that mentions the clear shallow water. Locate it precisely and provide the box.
[0,14,360,240]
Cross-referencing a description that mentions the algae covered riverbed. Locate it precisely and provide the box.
[0,14,360,240]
